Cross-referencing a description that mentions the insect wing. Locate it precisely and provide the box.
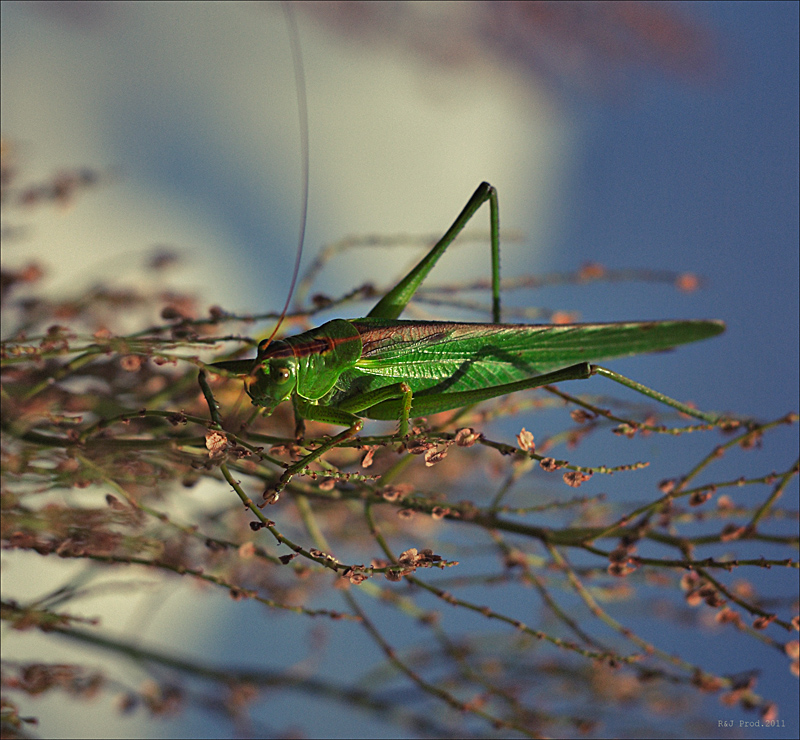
[348,318,724,396]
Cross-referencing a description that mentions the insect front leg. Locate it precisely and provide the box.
[291,399,306,441]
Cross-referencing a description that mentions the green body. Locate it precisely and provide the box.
[224,317,723,423]
[209,182,724,491]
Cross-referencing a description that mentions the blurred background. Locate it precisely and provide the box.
[2,2,798,737]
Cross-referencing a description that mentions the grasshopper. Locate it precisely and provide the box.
[208,181,724,495]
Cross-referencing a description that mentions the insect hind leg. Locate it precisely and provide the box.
[367,182,501,322]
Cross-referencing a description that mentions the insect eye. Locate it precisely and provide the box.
[272,366,291,383]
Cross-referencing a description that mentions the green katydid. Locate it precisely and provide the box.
[209,181,724,495]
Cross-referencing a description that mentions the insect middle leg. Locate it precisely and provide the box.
[273,383,414,497]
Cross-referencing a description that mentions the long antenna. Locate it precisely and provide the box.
[259,1,309,356]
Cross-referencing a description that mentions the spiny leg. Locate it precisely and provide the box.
[591,366,725,425]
